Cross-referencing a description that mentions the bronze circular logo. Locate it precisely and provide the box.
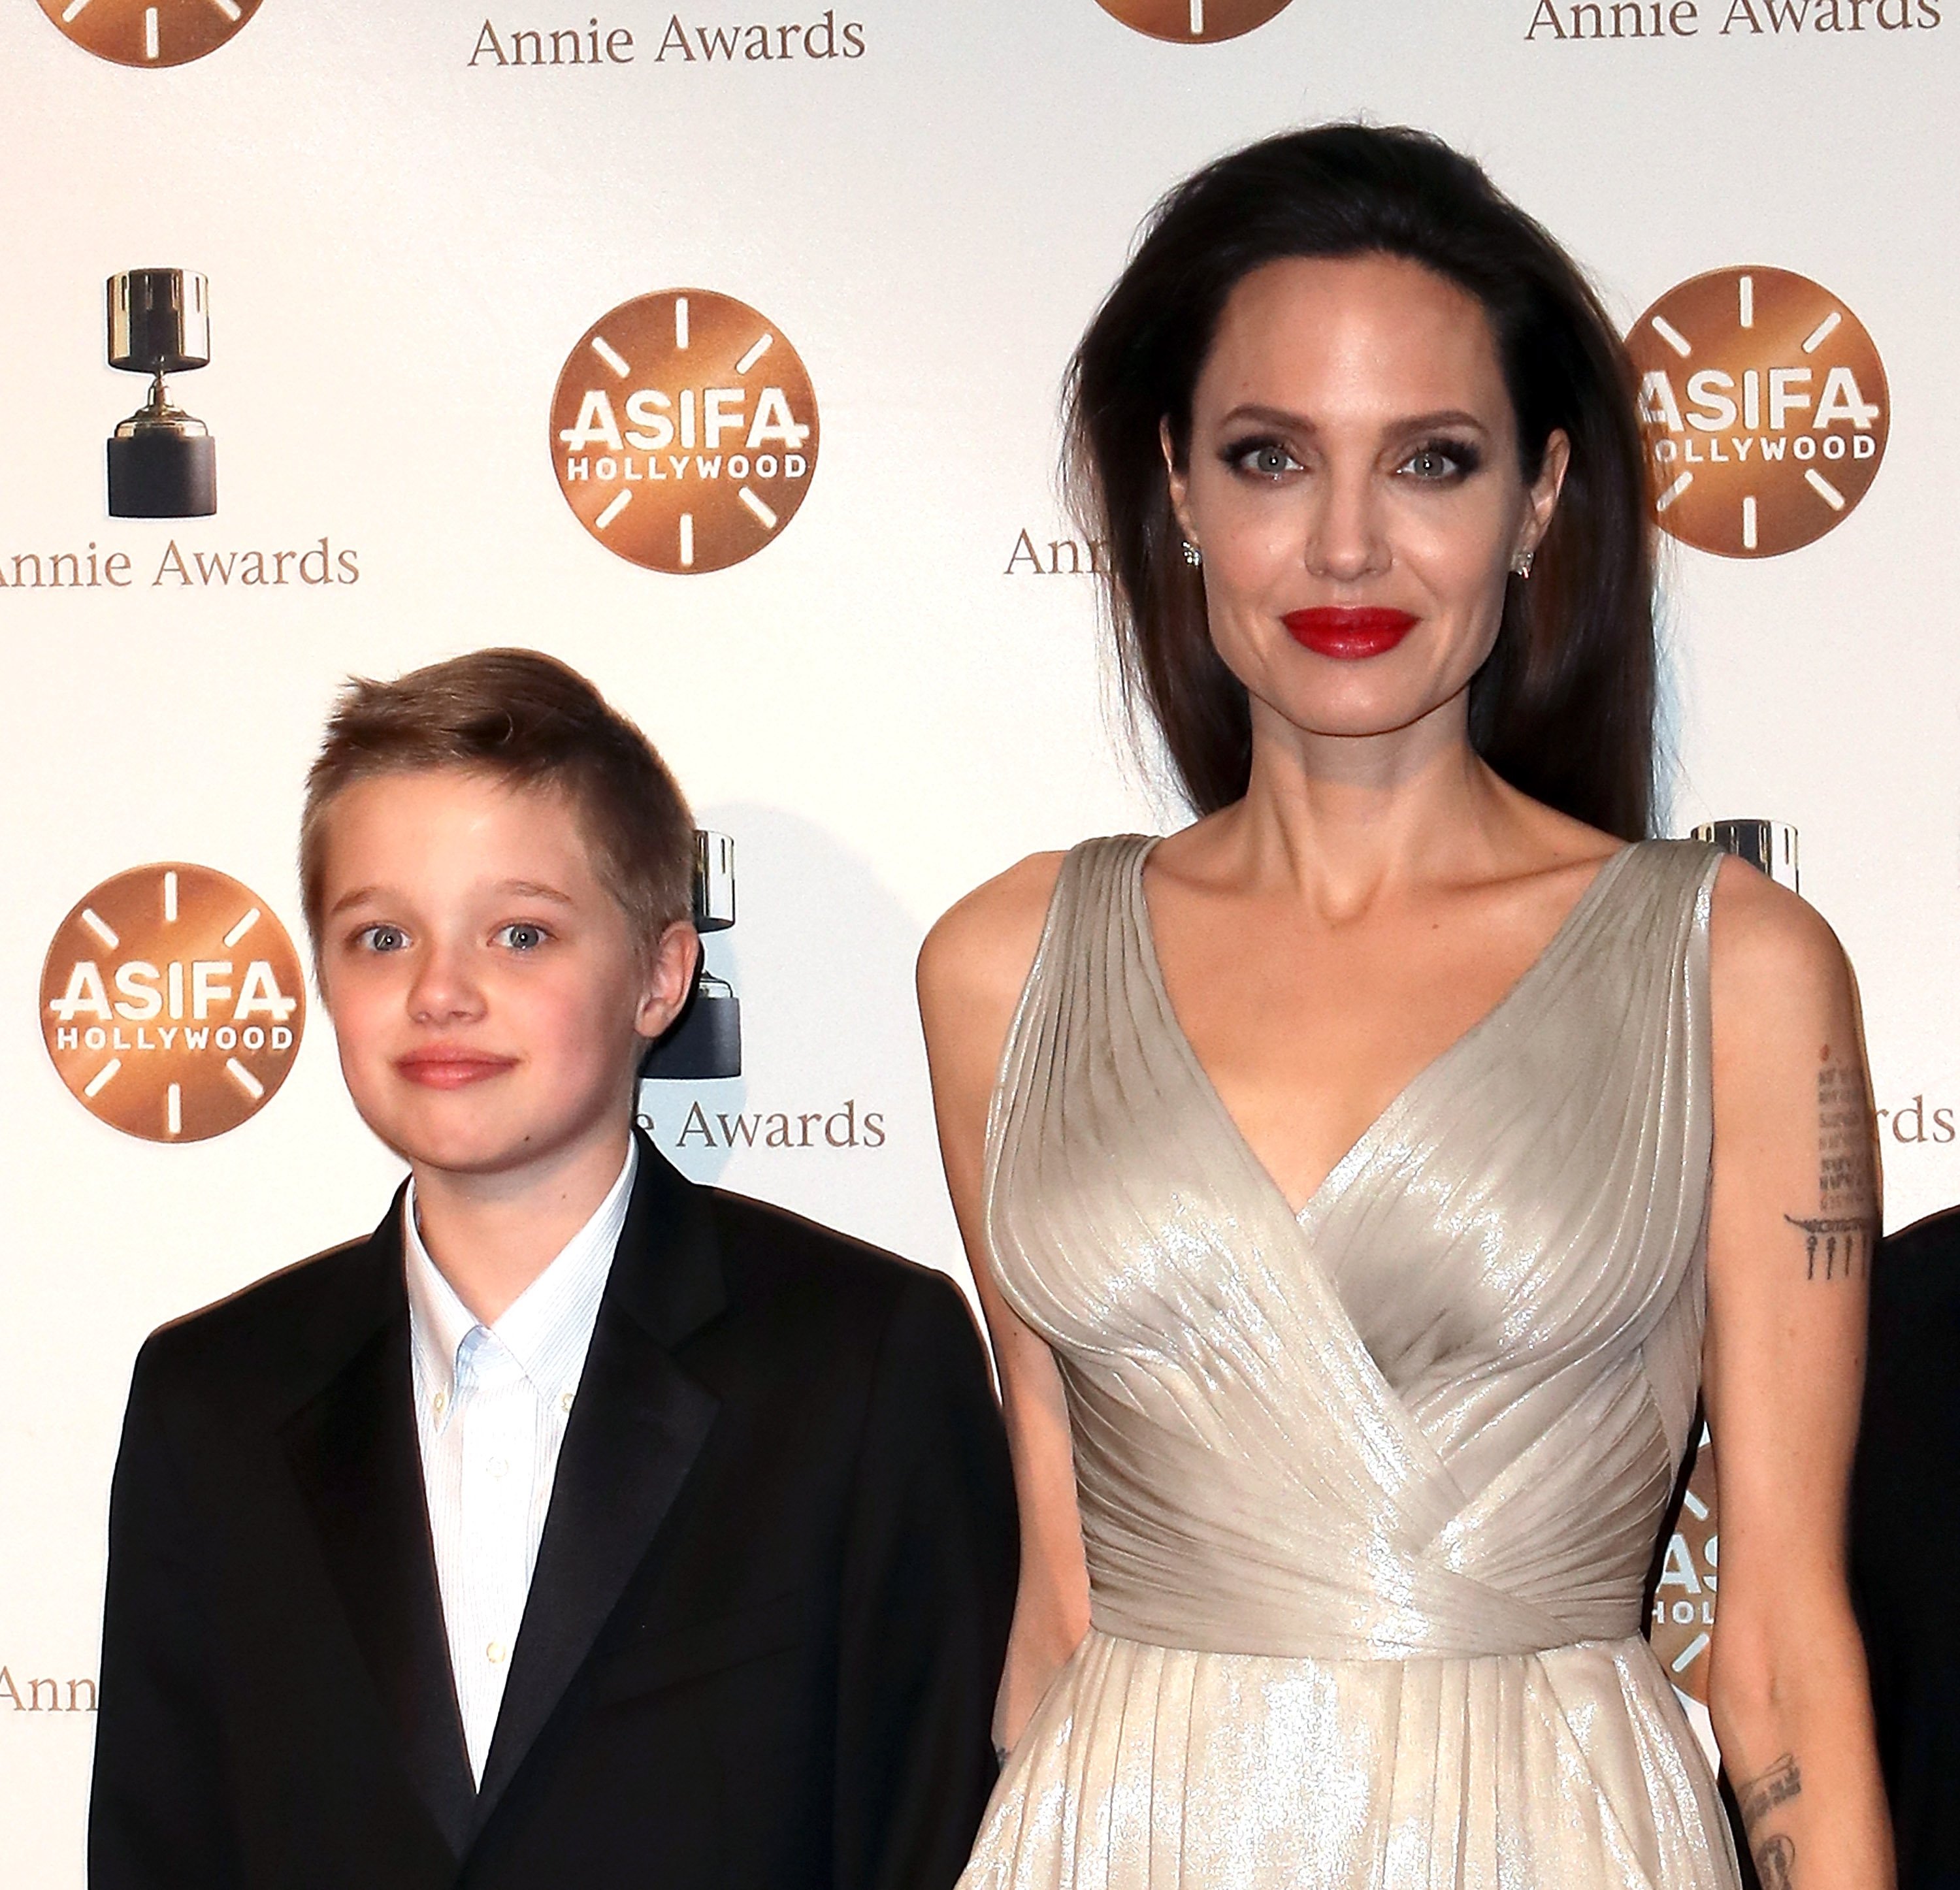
[1627,266,1888,559]
[1093,0,1297,40]
[38,0,263,67]
[551,289,819,575]
[1648,1431,1718,1704]
[41,863,306,1143]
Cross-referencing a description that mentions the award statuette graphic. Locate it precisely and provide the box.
[1692,819,1799,893]
[41,863,306,1143]
[1627,267,1887,559]
[551,290,819,574]
[642,831,742,1081]
[106,270,217,518]
[1094,0,1297,41]
[39,0,263,67]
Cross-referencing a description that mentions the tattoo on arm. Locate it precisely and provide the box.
[1755,1834,1796,1890]
[1739,1753,1803,1888]
[1784,1214,1867,1280]
[1786,1058,1874,1280]
[1739,1752,1802,1829]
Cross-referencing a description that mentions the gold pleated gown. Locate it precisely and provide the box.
[958,836,1742,1889]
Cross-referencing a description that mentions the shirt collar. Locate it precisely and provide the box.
[404,1140,638,1424]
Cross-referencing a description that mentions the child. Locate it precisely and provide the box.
[89,649,1017,1890]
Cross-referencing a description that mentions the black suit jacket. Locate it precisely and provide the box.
[89,1136,1017,1890]
[1852,1206,1960,1890]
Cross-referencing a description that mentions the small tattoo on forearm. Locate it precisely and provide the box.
[1739,1753,1801,1887]
[1739,1752,1803,1831]
[1754,1834,1796,1890]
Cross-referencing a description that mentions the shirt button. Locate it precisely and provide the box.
[432,1390,448,1418]
[560,1390,575,1413]
[486,1641,506,1666]
[485,1456,508,1480]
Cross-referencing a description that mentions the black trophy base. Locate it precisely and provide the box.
[641,990,742,1082]
[108,431,216,518]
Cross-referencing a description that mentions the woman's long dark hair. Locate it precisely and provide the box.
[1066,123,1656,839]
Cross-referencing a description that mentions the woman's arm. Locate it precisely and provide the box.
[1704,856,1894,1888]
[917,852,1090,1753]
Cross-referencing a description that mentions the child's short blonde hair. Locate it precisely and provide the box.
[301,648,694,965]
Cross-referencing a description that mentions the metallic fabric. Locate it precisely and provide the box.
[960,836,1740,1889]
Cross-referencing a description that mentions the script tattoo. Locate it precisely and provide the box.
[1739,1753,1802,1889]
[1786,1060,1874,1280]
[1739,1752,1803,1830]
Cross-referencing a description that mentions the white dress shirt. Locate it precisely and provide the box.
[404,1141,637,1783]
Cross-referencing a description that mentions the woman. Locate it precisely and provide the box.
[919,125,1891,1889]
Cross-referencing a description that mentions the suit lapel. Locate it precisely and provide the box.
[280,1198,478,1859]
[473,1137,725,1826]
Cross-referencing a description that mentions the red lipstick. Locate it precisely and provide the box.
[395,1047,517,1090]
[1282,606,1418,660]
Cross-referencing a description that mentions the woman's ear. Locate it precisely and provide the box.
[1160,416,1197,547]
[1520,427,1572,561]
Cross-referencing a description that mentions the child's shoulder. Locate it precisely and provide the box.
[132,1221,397,1416]
[704,1185,977,1346]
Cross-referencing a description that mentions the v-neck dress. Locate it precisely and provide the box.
[957,835,1740,1890]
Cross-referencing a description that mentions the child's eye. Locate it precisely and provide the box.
[357,924,409,953]
[497,923,548,952]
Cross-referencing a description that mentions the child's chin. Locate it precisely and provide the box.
[377,1117,529,1179]
[413,1138,529,1177]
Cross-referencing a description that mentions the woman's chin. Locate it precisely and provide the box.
[1252,682,1471,748]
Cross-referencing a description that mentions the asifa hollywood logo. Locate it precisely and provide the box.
[1627,266,1888,557]
[38,0,263,67]
[551,289,819,574]
[1092,0,1297,41]
[41,862,305,1142]
[1649,1429,1718,1704]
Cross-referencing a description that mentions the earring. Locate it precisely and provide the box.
[1181,540,1203,568]
[1510,547,1535,579]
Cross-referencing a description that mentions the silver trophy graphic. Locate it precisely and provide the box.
[1691,819,1799,892]
[106,269,217,518]
[642,830,742,1081]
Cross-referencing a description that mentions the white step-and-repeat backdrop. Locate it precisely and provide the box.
[4,1,1955,1876]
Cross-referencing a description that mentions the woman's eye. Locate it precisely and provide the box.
[1226,438,1302,480]
[357,924,408,953]
[1399,440,1480,481]
[497,923,547,951]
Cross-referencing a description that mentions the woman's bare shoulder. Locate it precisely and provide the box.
[917,851,1069,1026]
[1706,853,1851,1000]
[1704,855,1862,1089]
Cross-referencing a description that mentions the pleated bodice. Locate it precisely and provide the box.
[960,836,1741,1890]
